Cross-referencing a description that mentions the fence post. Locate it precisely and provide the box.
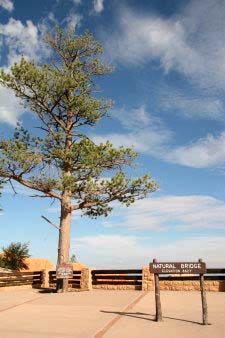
[142,266,154,291]
[41,269,49,288]
[80,268,92,291]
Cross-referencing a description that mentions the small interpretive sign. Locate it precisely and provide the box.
[149,262,206,274]
[56,263,73,279]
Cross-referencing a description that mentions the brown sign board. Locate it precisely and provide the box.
[56,263,73,279]
[149,262,206,274]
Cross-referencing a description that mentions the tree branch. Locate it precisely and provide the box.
[0,170,62,200]
[41,215,60,230]
[9,179,17,196]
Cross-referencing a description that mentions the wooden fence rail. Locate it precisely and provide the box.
[206,269,225,273]
[0,271,42,287]
[91,269,142,289]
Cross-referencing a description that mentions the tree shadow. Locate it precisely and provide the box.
[100,310,205,325]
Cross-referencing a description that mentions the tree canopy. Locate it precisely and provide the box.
[0,29,157,215]
[0,242,30,271]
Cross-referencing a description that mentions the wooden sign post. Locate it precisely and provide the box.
[149,259,208,325]
[199,258,208,325]
[153,258,162,321]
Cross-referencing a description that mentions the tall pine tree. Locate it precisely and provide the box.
[0,29,157,291]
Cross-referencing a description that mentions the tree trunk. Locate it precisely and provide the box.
[56,193,71,292]
[56,115,73,293]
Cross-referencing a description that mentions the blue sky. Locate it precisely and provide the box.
[0,0,225,268]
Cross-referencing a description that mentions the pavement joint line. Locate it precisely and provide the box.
[92,291,148,338]
[0,295,44,313]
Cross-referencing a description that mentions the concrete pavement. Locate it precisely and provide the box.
[0,289,224,338]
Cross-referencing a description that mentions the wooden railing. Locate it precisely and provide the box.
[49,270,81,289]
[0,271,42,287]
[0,268,224,291]
[91,269,142,289]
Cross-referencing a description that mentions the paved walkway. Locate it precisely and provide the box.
[103,291,225,338]
[0,289,224,337]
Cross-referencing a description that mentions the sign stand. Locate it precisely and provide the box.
[199,258,208,325]
[150,259,208,325]
[153,258,162,321]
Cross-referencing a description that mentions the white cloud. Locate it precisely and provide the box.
[0,7,81,127]
[104,195,225,231]
[0,0,13,12]
[93,106,172,157]
[103,8,200,73]
[93,0,104,13]
[113,105,155,130]
[75,234,144,267]
[95,1,225,169]
[166,132,225,168]
[161,90,225,121]
[93,105,225,169]
[74,234,225,268]
[0,86,24,125]
[156,236,225,267]
[65,12,82,30]
[0,18,43,65]
[0,18,50,125]
[102,1,225,90]
[181,0,225,89]
[93,131,168,156]
[97,128,225,169]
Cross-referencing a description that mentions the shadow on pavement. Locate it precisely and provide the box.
[100,310,203,325]
[38,288,56,294]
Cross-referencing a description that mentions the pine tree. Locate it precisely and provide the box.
[70,254,77,263]
[0,242,30,271]
[0,28,157,291]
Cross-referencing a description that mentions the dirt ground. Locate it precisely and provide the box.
[0,289,224,338]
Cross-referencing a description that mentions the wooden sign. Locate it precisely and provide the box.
[149,261,206,274]
[150,259,208,325]
[56,263,73,279]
